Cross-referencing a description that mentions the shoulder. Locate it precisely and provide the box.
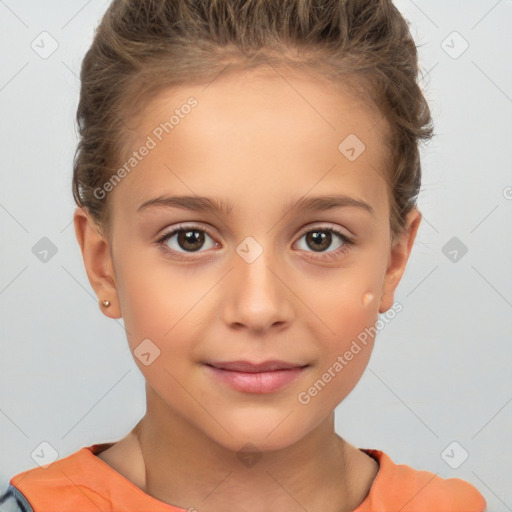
[358,449,487,512]
[5,444,115,511]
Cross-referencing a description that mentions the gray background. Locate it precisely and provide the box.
[1,0,511,510]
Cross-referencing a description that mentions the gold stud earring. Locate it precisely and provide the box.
[100,299,111,308]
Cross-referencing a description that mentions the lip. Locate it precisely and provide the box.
[207,360,306,372]
[204,360,309,393]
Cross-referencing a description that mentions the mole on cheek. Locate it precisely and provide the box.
[361,292,375,307]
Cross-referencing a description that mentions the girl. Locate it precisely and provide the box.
[1,0,487,510]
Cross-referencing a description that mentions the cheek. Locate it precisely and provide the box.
[300,266,380,345]
[114,251,201,352]
[294,244,386,329]
[320,287,378,363]
[298,277,381,408]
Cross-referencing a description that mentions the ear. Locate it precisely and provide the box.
[73,207,122,319]
[379,208,422,313]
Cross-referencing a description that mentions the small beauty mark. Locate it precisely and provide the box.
[237,442,262,468]
[441,441,469,469]
[32,237,58,263]
[30,31,59,59]
[442,236,468,263]
[441,31,469,60]
[236,236,263,264]
[31,441,59,468]
[338,134,366,162]
[134,338,161,366]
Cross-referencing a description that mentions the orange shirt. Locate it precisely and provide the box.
[3,443,486,511]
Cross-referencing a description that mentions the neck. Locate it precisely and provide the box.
[131,385,376,512]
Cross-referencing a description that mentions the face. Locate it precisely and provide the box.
[75,66,420,452]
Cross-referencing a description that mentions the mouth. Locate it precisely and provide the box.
[206,360,308,372]
[203,360,310,393]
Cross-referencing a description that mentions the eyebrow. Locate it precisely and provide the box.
[137,194,374,217]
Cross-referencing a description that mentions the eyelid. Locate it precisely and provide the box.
[156,222,216,240]
[296,223,352,240]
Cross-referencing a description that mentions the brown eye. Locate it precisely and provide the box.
[294,226,354,261]
[304,230,333,252]
[297,228,347,253]
[176,229,205,252]
[157,225,217,254]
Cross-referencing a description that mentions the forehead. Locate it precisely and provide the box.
[112,66,391,218]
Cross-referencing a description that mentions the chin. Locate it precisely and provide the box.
[201,408,316,454]
[212,429,304,455]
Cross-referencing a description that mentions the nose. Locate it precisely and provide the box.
[221,242,294,333]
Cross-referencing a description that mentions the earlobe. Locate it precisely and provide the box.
[73,207,122,319]
[379,209,422,314]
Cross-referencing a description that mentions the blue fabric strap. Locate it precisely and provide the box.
[0,484,34,512]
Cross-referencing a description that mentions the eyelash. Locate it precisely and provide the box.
[155,223,354,261]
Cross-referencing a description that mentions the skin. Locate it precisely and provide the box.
[74,65,421,512]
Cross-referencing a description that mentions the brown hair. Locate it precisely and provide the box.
[72,0,434,242]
